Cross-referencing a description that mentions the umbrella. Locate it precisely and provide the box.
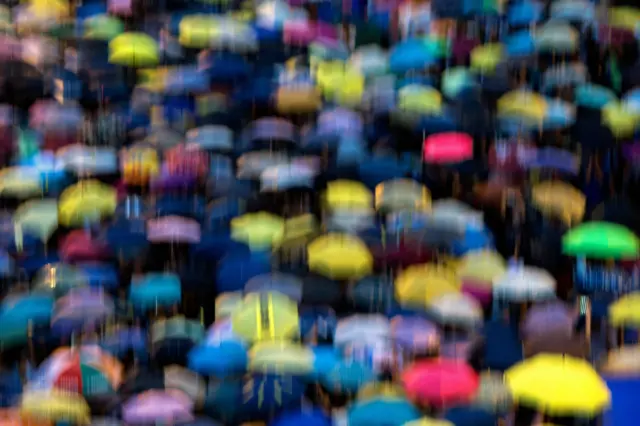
[244,273,303,302]
[151,317,204,366]
[236,151,290,180]
[248,341,314,375]
[58,180,117,228]
[231,292,299,343]
[562,222,639,259]
[397,85,443,116]
[535,22,579,53]
[32,345,123,397]
[403,419,453,426]
[324,180,373,210]
[609,293,640,327]
[57,145,118,176]
[472,372,512,413]
[423,132,474,164]
[457,250,505,306]
[429,293,483,327]
[109,32,159,67]
[390,39,436,73]
[129,273,182,312]
[531,181,585,226]
[231,212,285,251]
[13,199,58,242]
[121,146,160,186]
[147,216,202,244]
[470,43,504,74]
[122,390,194,425]
[521,301,576,338]
[493,266,556,302]
[51,288,115,335]
[347,396,421,426]
[186,125,234,152]
[30,100,82,132]
[0,293,54,348]
[602,101,640,138]
[395,264,460,308]
[497,90,547,122]
[334,315,391,348]
[32,263,87,297]
[390,316,440,354]
[0,167,43,199]
[20,390,91,425]
[601,346,640,375]
[188,339,248,376]
[348,45,388,77]
[260,163,317,192]
[83,14,124,40]
[402,359,479,408]
[575,84,617,110]
[307,233,373,280]
[505,354,610,416]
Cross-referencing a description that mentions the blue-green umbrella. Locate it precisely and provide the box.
[347,397,421,426]
[0,293,54,348]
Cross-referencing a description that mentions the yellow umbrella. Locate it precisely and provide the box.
[26,0,69,20]
[601,345,640,375]
[505,354,610,416]
[58,180,117,227]
[215,292,243,319]
[609,292,640,327]
[608,6,640,31]
[276,85,322,114]
[120,146,160,186]
[456,250,506,283]
[497,90,548,121]
[231,292,299,342]
[20,390,91,425]
[282,214,319,243]
[315,60,347,96]
[470,43,504,74]
[602,101,640,138]
[109,32,159,67]
[395,264,460,308]
[248,341,314,374]
[333,72,365,107]
[324,180,373,210]
[0,167,42,199]
[375,179,431,213]
[307,233,373,280]
[531,181,585,226]
[403,418,454,426]
[178,15,222,48]
[398,85,442,115]
[13,199,58,242]
[231,212,285,250]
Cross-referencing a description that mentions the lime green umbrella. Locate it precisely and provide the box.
[84,15,124,41]
[562,222,639,259]
[14,199,58,242]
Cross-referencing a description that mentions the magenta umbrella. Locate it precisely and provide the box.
[521,301,577,338]
[283,20,338,46]
[122,390,194,425]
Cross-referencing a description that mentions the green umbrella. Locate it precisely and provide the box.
[84,15,124,41]
[562,221,640,259]
[14,199,58,242]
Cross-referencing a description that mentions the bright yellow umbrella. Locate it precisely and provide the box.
[333,72,365,107]
[505,354,610,416]
[456,250,506,283]
[315,60,347,95]
[531,181,585,226]
[395,264,460,307]
[470,43,504,74]
[248,341,314,374]
[178,15,222,48]
[120,146,160,186]
[497,90,548,121]
[0,167,42,199]
[375,179,431,213]
[602,101,640,138]
[20,390,91,425]
[609,292,640,327]
[231,212,285,250]
[231,292,299,342]
[307,233,373,280]
[608,6,640,31]
[403,418,454,426]
[13,199,58,242]
[58,180,117,227]
[324,180,373,210]
[109,32,159,67]
[27,0,69,20]
[398,85,442,115]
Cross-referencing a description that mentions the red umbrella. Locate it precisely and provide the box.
[402,358,479,408]
[423,132,473,164]
[164,143,209,180]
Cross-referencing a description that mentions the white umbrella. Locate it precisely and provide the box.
[57,145,118,175]
[429,293,483,326]
[328,208,376,233]
[334,314,391,348]
[260,163,316,192]
[237,151,289,180]
[493,266,556,301]
[348,45,389,77]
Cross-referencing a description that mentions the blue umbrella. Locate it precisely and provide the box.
[76,262,119,291]
[505,31,536,57]
[347,398,421,426]
[100,326,147,361]
[359,158,410,188]
[0,294,54,348]
[543,99,576,130]
[104,219,148,261]
[507,1,542,27]
[164,66,210,95]
[311,345,342,376]
[390,40,436,73]
[319,360,377,394]
[575,84,617,109]
[129,273,182,312]
[188,341,248,376]
[270,409,332,426]
[444,406,498,426]
[155,195,206,221]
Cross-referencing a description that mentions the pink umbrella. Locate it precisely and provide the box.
[423,132,473,164]
[283,20,338,46]
[122,390,194,425]
[108,0,133,16]
[521,301,577,338]
[147,216,201,244]
[60,230,113,263]
[0,35,22,61]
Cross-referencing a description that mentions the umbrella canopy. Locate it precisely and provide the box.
[13,199,58,242]
[231,292,299,343]
[563,222,640,259]
[307,234,373,280]
[402,359,479,407]
[20,390,91,424]
[58,180,117,227]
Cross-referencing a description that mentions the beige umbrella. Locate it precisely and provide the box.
[13,199,58,242]
[374,179,431,213]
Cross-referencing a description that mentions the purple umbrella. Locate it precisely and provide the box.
[151,166,198,191]
[390,316,440,354]
[526,147,580,175]
[51,288,114,334]
[521,301,577,338]
[122,390,194,425]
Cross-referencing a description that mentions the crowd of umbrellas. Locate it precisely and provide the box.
[3,0,640,424]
